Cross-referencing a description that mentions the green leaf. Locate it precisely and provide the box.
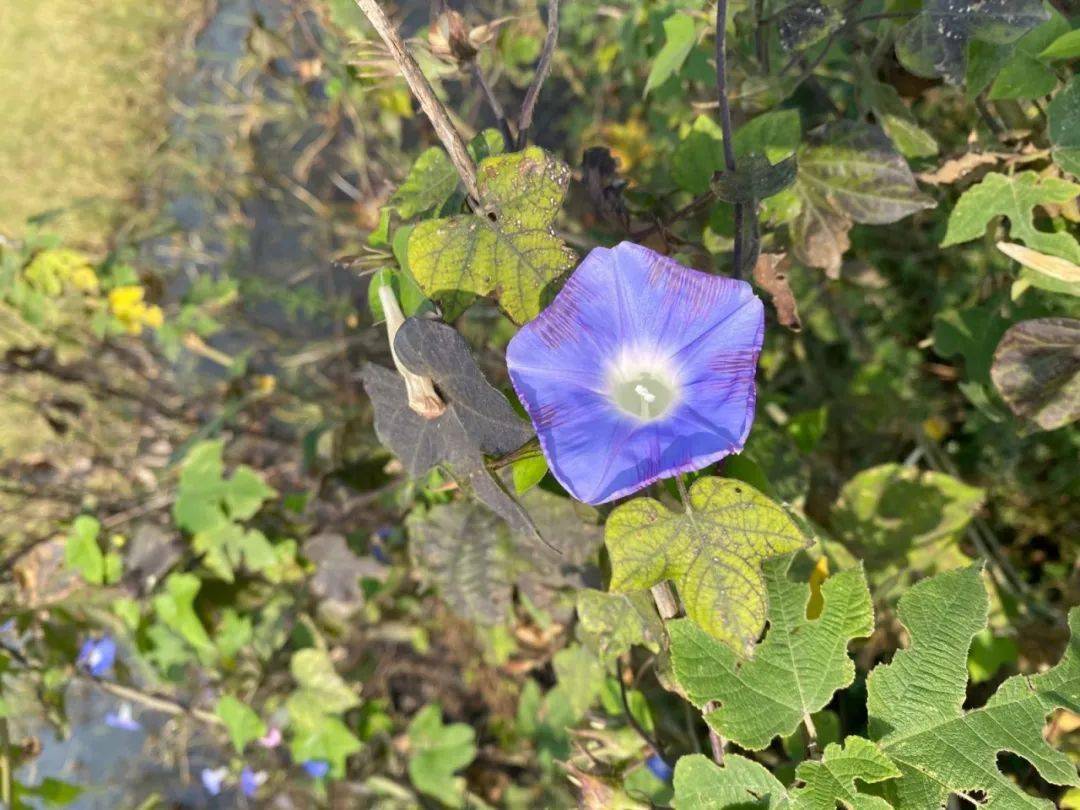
[711,154,798,203]
[216,694,267,754]
[407,148,576,324]
[967,628,1018,683]
[1049,78,1080,178]
[65,515,104,585]
[990,317,1080,430]
[670,556,873,750]
[390,129,505,219]
[289,713,361,778]
[673,740,899,809]
[173,440,275,533]
[289,648,360,714]
[223,466,276,521]
[151,573,215,655]
[407,704,477,808]
[987,9,1071,100]
[644,13,697,97]
[551,644,605,719]
[605,477,808,651]
[861,80,938,158]
[511,453,548,494]
[792,122,935,277]
[1040,28,1080,60]
[192,523,277,582]
[831,463,984,572]
[868,565,1080,808]
[20,777,84,806]
[896,0,1048,85]
[367,266,431,322]
[942,171,1080,263]
[576,589,663,665]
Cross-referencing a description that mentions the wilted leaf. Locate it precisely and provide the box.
[997,241,1080,297]
[831,463,984,571]
[576,589,663,664]
[1049,77,1080,178]
[776,1,844,52]
[711,153,797,203]
[896,0,1049,85]
[605,477,808,651]
[868,565,1080,808]
[916,151,998,185]
[406,502,514,625]
[670,557,873,750]
[792,122,935,277]
[362,317,540,542]
[673,739,898,809]
[645,13,697,96]
[408,148,576,323]
[990,317,1080,430]
[407,704,477,808]
[303,533,383,608]
[752,252,801,331]
[390,129,505,219]
[942,171,1080,263]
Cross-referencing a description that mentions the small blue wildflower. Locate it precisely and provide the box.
[645,752,674,782]
[240,766,267,798]
[302,759,330,778]
[76,636,117,677]
[201,766,229,796]
[0,619,15,634]
[507,242,764,504]
[104,702,141,732]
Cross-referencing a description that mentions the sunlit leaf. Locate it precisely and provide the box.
[1040,28,1080,60]
[670,556,872,750]
[576,589,663,664]
[391,129,504,218]
[990,317,1080,430]
[860,80,939,158]
[942,171,1080,263]
[868,565,1080,807]
[997,241,1080,297]
[407,148,576,323]
[151,573,215,656]
[605,477,807,651]
[644,13,697,96]
[216,694,267,754]
[288,647,360,715]
[65,515,104,585]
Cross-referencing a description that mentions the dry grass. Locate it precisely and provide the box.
[0,1,193,245]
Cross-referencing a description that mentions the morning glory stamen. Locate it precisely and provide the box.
[507,241,764,504]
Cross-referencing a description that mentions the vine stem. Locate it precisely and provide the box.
[650,582,680,620]
[704,701,726,764]
[354,0,480,202]
[804,712,820,759]
[517,0,560,148]
[0,718,11,807]
[715,0,747,278]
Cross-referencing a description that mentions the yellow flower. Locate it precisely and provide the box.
[24,248,98,296]
[108,285,163,334]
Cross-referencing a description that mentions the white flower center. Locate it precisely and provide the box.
[607,347,680,421]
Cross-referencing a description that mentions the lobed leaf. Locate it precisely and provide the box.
[605,477,808,651]
[670,556,873,750]
[407,148,576,323]
[407,704,477,808]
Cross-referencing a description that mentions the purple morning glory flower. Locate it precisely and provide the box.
[240,766,267,798]
[507,242,764,504]
[302,759,330,778]
[201,766,229,796]
[104,702,141,732]
[77,636,116,677]
[645,752,674,782]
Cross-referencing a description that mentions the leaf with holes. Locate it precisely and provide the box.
[362,317,540,542]
[896,0,1048,85]
[868,565,1080,808]
[791,122,935,277]
[672,737,899,809]
[991,318,1080,431]
[407,148,576,323]
[670,556,873,750]
[942,171,1080,263]
[605,477,808,651]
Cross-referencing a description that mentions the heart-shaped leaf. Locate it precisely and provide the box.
[990,317,1080,430]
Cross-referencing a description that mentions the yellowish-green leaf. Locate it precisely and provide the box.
[644,13,697,97]
[605,477,808,651]
[65,515,104,585]
[216,694,267,754]
[407,148,576,324]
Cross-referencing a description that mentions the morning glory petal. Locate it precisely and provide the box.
[508,242,764,504]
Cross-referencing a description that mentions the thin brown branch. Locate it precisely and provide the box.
[715,0,749,279]
[516,0,560,148]
[354,0,480,201]
[472,62,514,149]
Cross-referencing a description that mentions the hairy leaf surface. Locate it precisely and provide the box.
[670,556,873,749]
